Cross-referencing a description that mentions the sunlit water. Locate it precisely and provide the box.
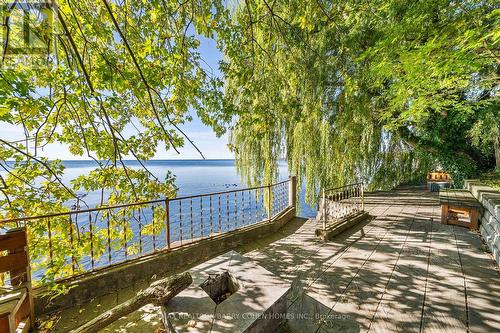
[3,160,316,278]
[58,159,315,216]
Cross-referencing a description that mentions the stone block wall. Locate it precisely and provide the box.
[464,180,500,267]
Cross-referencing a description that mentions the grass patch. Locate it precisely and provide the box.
[480,170,500,191]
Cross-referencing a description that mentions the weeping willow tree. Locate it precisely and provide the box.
[221,0,499,202]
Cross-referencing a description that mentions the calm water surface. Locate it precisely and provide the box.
[59,159,316,217]
[3,160,316,277]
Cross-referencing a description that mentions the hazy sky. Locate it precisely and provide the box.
[2,33,234,160]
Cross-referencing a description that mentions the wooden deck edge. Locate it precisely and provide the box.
[315,211,371,241]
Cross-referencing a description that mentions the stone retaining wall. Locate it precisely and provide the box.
[464,180,500,267]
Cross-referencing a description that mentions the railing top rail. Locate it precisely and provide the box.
[0,179,291,225]
[170,179,289,202]
[0,198,166,224]
[324,182,363,193]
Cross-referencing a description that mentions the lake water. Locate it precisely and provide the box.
[59,159,316,217]
[4,159,317,278]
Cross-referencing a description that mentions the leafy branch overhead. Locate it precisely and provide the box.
[1,0,230,215]
[220,0,499,201]
[0,0,230,284]
[0,0,499,284]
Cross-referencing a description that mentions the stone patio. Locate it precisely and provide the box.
[40,187,500,332]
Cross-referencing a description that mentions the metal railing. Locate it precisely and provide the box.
[0,178,295,284]
[320,183,364,230]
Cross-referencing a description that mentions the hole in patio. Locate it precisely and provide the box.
[200,271,240,305]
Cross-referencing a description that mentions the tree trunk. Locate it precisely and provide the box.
[70,272,192,333]
[494,135,500,170]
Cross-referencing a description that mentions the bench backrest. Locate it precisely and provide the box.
[0,228,30,287]
[427,172,451,181]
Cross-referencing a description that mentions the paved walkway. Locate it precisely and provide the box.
[238,187,500,332]
[43,187,499,332]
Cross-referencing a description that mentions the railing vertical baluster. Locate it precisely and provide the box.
[268,184,272,223]
[107,211,112,265]
[189,199,193,241]
[179,200,183,245]
[285,181,288,207]
[248,189,251,224]
[138,208,143,255]
[209,195,213,235]
[234,192,237,229]
[286,181,289,208]
[152,206,156,251]
[123,210,127,260]
[69,214,75,275]
[218,195,221,232]
[89,212,94,270]
[283,182,286,209]
[263,187,265,221]
[226,193,229,231]
[281,183,284,210]
[262,188,264,220]
[280,183,283,211]
[255,189,258,223]
[284,182,287,209]
[322,189,327,230]
[359,186,362,210]
[278,184,281,211]
[279,183,281,211]
[278,183,281,211]
[165,198,171,250]
[361,184,364,211]
[359,185,362,211]
[47,218,53,268]
[200,197,204,238]
[281,183,288,210]
[241,191,244,226]
[283,182,285,209]
[274,185,277,213]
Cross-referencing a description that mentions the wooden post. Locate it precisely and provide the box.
[288,176,297,208]
[469,208,479,230]
[441,204,449,224]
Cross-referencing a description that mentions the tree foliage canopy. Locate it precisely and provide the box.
[0,0,499,284]
[220,0,499,201]
[0,0,230,285]
[1,0,230,216]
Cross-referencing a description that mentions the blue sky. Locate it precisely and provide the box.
[2,32,234,160]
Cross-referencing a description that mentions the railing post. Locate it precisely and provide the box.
[47,218,53,267]
[165,198,171,250]
[267,184,272,223]
[322,189,327,230]
[361,183,365,211]
[289,176,297,208]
